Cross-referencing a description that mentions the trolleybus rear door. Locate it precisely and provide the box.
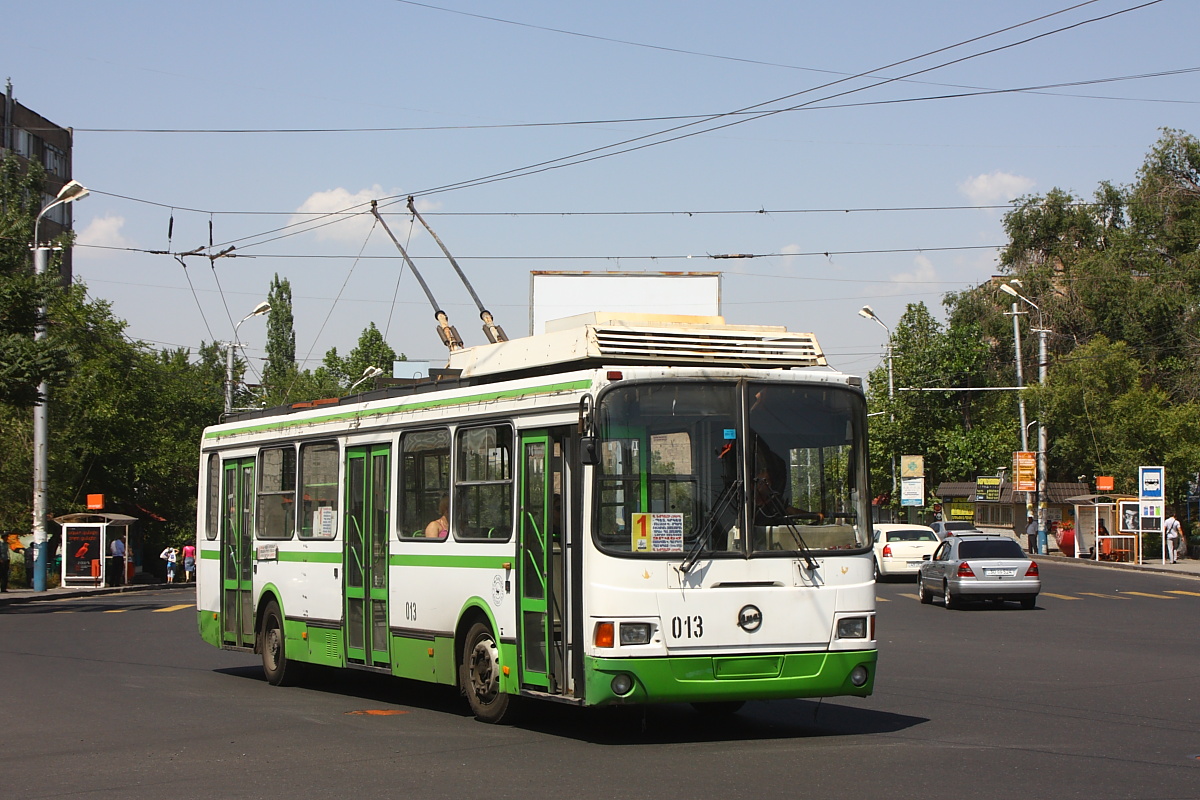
[519,432,553,690]
[221,457,256,648]
[344,444,392,667]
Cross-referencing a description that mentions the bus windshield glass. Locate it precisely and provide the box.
[592,381,869,557]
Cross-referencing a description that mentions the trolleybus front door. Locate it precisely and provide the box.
[221,457,256,648]
[344,444,391,667]
[519,432,554,690]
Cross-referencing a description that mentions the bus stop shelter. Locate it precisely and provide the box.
[1065,494,1139,563]
[53,513,140,587]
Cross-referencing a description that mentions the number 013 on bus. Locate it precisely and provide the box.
[195,313,877,722]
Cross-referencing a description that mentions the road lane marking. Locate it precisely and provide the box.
[1120,591,1175,599]
[897,593,919,600]
[153,604,195,613]
[103,609,128,613]
[875,596,890,602]
[1167,590,1200,597]
[1079,592,1128,599]
[1041,593,1078,600]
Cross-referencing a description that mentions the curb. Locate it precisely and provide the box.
[0,582,194,606]
[1036,552,1200,579]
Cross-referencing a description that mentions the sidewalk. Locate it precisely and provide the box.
[0,580,194,607]
[1037,552,1200,578]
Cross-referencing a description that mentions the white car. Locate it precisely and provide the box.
[872,523,941,579]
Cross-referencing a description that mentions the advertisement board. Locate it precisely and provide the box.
[900,476,925,507]
[64,526,101,580]
[975,475,1001,502]
[1013,451,1036,492]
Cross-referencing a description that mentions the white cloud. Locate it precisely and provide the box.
[883,254,938,295]
[76,214,134,252]
[958,171,1035,205]
[289,186,439,244]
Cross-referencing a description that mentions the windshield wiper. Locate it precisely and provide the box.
[757,486,820,571]
[678,479,742,575]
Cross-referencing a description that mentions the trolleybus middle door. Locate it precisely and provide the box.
[344,444,392,668]
[519,432,553,690]
[221,457,256,648]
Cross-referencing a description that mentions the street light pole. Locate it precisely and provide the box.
[858,305,896,512]
[224,301,271,417]
[1001,281,1049,555]
[1007,299,1035,527]
[31,180,89,592]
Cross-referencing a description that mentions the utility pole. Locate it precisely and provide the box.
[1036,323,1049,556]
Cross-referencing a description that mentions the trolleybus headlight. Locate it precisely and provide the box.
[611,673,634,696]
[850,665,870,687]
[837,617,868,639]
[619,622,652,645]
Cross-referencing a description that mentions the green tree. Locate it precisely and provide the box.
[321,322,402,391]
[0,154,71,406]
[262,273,297,405]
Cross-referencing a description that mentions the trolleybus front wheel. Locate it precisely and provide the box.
[260,601,299,686]
[460,621,519,723]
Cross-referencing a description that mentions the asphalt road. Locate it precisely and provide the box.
[1,562,1196,800]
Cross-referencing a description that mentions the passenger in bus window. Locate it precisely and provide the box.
[424,497,449,539]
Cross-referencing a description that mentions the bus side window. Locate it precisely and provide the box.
[455,425,513,542]
[398,428,451,541]
[298,442,339,539]
[257,446,296,540]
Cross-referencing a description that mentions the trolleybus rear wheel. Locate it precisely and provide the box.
[260,601,298,686]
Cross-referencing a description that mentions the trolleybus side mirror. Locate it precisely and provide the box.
[580,436,600,466]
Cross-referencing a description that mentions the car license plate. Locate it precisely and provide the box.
[986,568,1016,577]
[906,560,923,567]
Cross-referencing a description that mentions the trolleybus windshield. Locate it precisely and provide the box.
[592,381,869,557]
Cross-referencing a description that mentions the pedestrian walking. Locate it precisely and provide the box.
[160,546,179,583]
[181,542,196,582]
[1164,509,1182,564]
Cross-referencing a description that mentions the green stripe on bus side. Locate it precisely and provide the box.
[276,551,342,564]
[204,379,593,440]
[200,549,220,559]
[388,554,510,569]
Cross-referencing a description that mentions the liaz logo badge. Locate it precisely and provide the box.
[737,604,763,633]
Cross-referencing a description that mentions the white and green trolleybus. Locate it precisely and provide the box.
[196,312,877,722]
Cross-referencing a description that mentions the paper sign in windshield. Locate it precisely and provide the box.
[632,513,684,552]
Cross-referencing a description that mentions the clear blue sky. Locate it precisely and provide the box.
[5,0,1198,382]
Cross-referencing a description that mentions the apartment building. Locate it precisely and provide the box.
[2,79,76,280]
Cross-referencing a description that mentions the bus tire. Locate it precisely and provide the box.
[460,621,518,724]
[260,601,298,686]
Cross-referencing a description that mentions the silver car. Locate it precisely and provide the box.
[928,520,982,541]
[918,533,1040,609]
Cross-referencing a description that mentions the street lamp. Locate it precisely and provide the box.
[858,305,897,510]
[1001,281,1049,555]
[31,180,90,592]
[349,365,384,393]
[225,301,271,416]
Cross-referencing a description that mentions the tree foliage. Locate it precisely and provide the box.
[867,129,1200,513]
